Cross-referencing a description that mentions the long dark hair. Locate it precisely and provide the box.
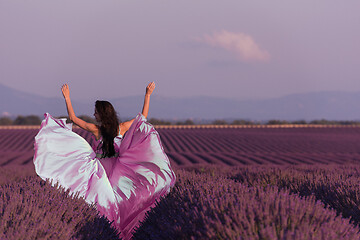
[95,100,119,158]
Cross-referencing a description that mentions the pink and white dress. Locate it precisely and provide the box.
[33,113,176,239]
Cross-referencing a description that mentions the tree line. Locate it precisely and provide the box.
[1,115,360,126]
[0,115,96,126]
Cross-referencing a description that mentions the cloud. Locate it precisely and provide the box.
[197,30,270,62]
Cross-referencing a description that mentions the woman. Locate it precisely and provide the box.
[33,82,176,239]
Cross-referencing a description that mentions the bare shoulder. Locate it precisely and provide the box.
[119,119,134,136]
[86,123,100,139]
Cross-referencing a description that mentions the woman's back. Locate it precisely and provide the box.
[92,132,123,178]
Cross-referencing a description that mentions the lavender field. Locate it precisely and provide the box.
[1,126,360,239]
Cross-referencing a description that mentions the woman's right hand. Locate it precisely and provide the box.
[61,84,70,100]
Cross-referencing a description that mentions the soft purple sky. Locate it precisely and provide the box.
[1,1,359,101]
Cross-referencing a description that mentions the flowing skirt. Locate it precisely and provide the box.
[33,113,176,239]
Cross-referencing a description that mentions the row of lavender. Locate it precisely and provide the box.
[2,164,360,239]
[0,169,119,239]
[3,126,360,155]
[2,127,360,167]
[135,164,360,239]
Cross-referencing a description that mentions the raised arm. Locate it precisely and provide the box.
[61,84,98,136]
[120,82,155,135]
[141,81,155,119]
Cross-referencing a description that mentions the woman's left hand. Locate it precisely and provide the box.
[145,82,155,96]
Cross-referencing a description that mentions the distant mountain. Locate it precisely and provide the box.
[0,83,88,118]
[1,83,360,121]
